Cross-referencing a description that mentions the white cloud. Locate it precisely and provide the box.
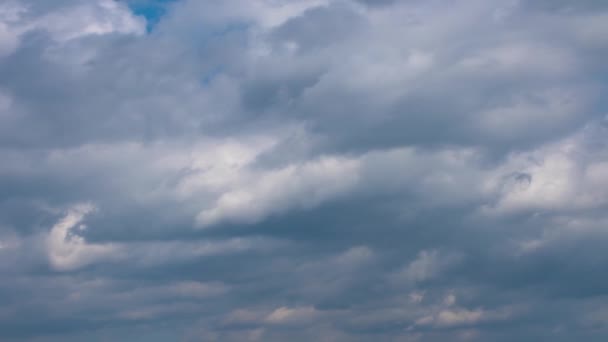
[0,0,144,60]
[443,293,456,307]
[196,156,360,227]
[265,306,317,324]
[46,203,119,271]
[483,124,608,215]
[436,309,484,327]
[415,306,488,328]
[172,0,331,31]
[27,0,145,42]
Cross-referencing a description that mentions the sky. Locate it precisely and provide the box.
[0,0,608,341]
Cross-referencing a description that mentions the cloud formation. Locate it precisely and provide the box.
[1,0,608,341]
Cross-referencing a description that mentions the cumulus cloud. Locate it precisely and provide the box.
[46,203,119,271]
[196,156,360,227]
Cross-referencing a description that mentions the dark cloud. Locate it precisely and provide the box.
[1,0,608,341]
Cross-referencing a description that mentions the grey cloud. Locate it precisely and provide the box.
[1,0,608,341]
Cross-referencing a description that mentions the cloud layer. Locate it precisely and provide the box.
[1,0,608,341]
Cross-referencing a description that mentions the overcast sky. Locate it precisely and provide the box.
[1,0,608,341]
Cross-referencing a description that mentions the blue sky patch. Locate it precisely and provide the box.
[127,0,179,31]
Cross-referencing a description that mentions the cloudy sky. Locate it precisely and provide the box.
[1,0,608,340]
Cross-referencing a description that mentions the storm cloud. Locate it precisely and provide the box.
[1,0,608,341]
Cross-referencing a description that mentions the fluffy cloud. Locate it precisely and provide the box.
[46,203,119,271]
